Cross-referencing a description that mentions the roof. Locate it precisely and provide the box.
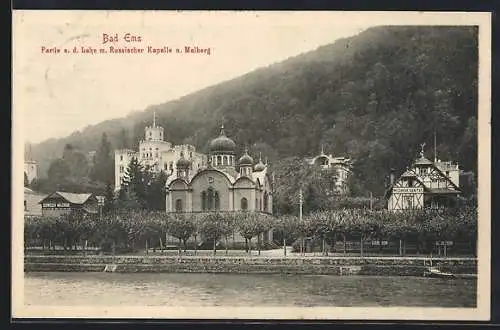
[39,191,94,205]
[414,157,434,166]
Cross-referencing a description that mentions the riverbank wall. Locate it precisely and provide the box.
[24,255,477,277]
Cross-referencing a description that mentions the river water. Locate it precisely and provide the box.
[24,272,476,307]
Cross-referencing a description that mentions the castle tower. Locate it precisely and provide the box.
[145,112,164,142]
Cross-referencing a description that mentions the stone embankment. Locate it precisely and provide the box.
[24,255,477,277]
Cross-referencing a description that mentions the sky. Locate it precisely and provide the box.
[13,11,487,145]
[14,11,372,144]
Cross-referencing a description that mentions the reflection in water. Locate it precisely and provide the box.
[24,272,476,307]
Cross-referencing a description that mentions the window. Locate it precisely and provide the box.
[120,165,124,173]
[263,192,268,212]
[201,191,207,210]
[223,156,228,165]
[175,199,183,212]
[241,197,248,210]
[190,152,193,158]
[202,188,219,211]
[214,192,220,210]
[24,200,27,211]
[408,179,414,187]
[446,171,450,177]
[164,163,168,170]
[217,156,221,165]
[120,155,123,161]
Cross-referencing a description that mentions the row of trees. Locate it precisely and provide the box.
[25,205,477,257]
[24,211,275,256]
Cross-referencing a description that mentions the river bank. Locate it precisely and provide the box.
[24,255,477,277]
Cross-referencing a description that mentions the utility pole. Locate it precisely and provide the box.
[434,130,437,163]
[299,187,303,222]
[299,187,304,255]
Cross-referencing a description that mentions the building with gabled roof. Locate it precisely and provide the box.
[385,143,461,211]
[39,191,99,217]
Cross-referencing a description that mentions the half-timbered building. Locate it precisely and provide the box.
[385,144,461,211]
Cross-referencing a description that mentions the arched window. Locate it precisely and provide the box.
[264,192,268,212]
[214,192,220,210]
[175,199,183,212]
[202,188,220,211]
[201,191,207,211]
[217,156,222,165]
[207,188,214,210]
[223,156,228,165]
[241,197,248,210]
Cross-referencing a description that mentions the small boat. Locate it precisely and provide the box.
[423,267,478,279]
[423,267,455,278]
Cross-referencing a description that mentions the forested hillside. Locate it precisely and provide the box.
[27,26,478,197]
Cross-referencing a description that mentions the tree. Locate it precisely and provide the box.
[145,171,167,210]
[121,157,146,208]
[91,133,114,184]
[47,158,70,189]
[236,211,262,255]
[62,144,90,180]
[274,215,299,256]
[168,213,196,252]
[103,182,115,213]
[199,212,226,256]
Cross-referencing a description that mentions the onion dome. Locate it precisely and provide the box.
[176,151,191,169]
[254,152,266,172]
[238,147,254,166]
[208,124,236,154]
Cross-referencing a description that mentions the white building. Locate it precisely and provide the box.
[24,160,38,185]
[305,146,352,194]
[114,113,206,191]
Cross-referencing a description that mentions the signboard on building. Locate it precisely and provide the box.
[435,241,454,246]
[42,202,70,208]
[393,187,424,193]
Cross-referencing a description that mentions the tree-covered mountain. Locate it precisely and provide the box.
[27,25,478,197]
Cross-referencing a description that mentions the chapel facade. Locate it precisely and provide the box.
[165,125,273,215]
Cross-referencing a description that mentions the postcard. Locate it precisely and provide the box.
[12,10,491,320]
